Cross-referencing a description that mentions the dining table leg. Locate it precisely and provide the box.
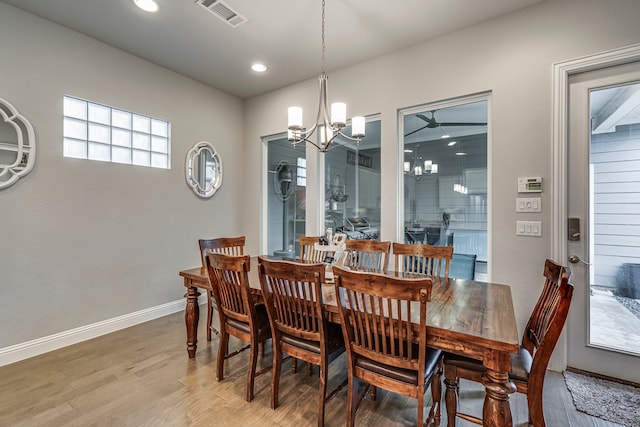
[184,284,201,358]
[481,350,516,426]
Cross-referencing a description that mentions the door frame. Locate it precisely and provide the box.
[551,43,640,368]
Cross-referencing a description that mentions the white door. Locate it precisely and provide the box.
[567,61,640,383]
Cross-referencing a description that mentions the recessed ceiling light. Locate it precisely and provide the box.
[404,149,413,153]
[134,0,158,13]
[440,134,450,139]
[251,63,267,73]
[455,152,467,156]
[447,141,458,147]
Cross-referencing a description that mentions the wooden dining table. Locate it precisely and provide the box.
[179,257,520,427]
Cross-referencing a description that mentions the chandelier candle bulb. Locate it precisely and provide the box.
[351,116,365,138]
[331,103,346,127]
[404,161,411,173]
[288,107,303,130]
[431,164,438,173]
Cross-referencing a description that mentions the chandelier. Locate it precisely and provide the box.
[287,0,365,152]
[404,145,438,181]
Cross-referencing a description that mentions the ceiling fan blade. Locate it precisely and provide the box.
[439,122,487,126]
[416,113,432,123]
[404,123,431,137]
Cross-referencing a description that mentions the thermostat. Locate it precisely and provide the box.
[518,177,542,193]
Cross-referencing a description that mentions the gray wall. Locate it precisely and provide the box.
[243,0,640,367]
[0,3,243,348]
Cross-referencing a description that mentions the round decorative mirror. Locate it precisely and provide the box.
[185,141,223,198]
[0,98,36,190]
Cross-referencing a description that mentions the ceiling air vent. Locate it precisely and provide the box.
[195,0,248,28]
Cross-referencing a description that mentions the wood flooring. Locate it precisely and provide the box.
[0,308,625,427]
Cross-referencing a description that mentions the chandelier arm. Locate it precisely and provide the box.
[320,73,333,130]
[335,130,361,143]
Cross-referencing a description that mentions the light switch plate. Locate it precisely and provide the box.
[516,221,542,237]
[516,197,542,212]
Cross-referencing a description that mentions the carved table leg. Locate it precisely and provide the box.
[185,284,201,358]
[481,368,516,427]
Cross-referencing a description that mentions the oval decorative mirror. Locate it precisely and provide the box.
[185,141,223,198]
[0,98,36,189]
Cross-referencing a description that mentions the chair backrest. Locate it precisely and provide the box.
[523,259,574,381]
[392,242,453,280]
[343,240,391,273]
[449,253,477,280]
[205,252,255,324]
[333,266,432,377]
[299,235,331,263]
[258,257,327,341]
[199,236,245,272]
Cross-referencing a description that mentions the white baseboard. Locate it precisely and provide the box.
[0,299,186,367]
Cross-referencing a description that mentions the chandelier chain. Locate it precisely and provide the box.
[321,0,326,74]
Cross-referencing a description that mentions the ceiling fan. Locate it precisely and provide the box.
[404,110,487,137]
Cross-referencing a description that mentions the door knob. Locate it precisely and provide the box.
[568,255,590,265]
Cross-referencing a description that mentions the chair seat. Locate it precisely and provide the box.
[443,347,532,383]
[226,304,271,340]
[280,322,344,355]
[357,348,442,386]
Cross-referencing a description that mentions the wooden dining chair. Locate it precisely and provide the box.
[343,239,391,273]
[443,259,574,427]
[392,242,453,282]
[205,252,271,402]
[198,236,245,340]
[299,235,333,263]
[258,257,346,426]
[333,266,443,427]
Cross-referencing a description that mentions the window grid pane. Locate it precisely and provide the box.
[112,146,131,164]
[88,142,110,162]
[88,104,110,124]
[62,95,170,169]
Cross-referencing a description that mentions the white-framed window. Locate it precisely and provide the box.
[63,95,171,169]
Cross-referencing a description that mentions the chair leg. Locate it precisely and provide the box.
[346,376,359,427]
[318,358,328,427]
[444,364,459,427]
[417,393,425,427]
[271,344,283,409]
[216,329,229,381]
[370,386,377,401]
[431,360,443,426]
[291,357,298,374]
[527,386,545,427]
[246,338,259,402]
[206,292,214,341]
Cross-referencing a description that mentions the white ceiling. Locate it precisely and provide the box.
[0,0,546,99]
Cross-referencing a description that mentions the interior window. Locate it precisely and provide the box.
[266,137,306,257]
[324,119,381,241]
[401,98,488,279]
